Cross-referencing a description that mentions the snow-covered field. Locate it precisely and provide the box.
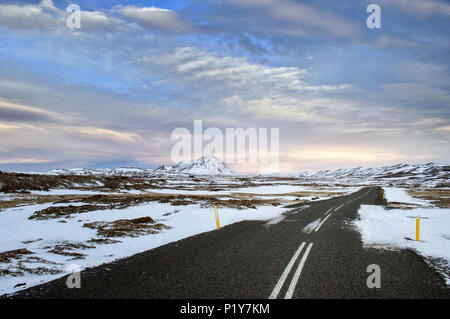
[354,188,450,285]
[146,184,357,197]
[1,177,360,296]
[0,200,289,295]
[1,162,448,296]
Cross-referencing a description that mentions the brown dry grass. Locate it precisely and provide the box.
[0,249,33,263]
[0,171,166,193]
[0,249,63,277]
[48,242,94,259]
[5,191,293,220]
[87,238,121,244]
[1,188,341,222]
[29,204,107,220]
[407,189,450,208]
[385,202,423,210]
[83,216,171,238]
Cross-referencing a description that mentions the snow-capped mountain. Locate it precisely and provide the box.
[297,163,449,187]
[46,156,235,176]
[168,156,235,175]
[48,167,153,177]
[40,161,448,185]
[154,165,172,172]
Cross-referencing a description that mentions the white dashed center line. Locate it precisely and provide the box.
[314,213,332,232]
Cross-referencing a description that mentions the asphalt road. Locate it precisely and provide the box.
[8,187,450,298]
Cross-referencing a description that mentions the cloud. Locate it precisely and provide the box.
[238,34,269,55]
[370,35,418,49]
[153,46,306,88]
[394,60,450,87]
[140,46,353,95]
[0,117,148,169]
[0,78,48,97]
[0,2,448,171]
[116,5,191,33]
[0,0,128,33]
[65,127,139,142]
[0,99,60,123]
[79,10,129,32]
[217,94,356,125]
[378,83,450,108]
[0,0,61,31]
[381,0,450,17]
[0,158,54,165]
[437,125,450,132]
[227,0,357,37]
[288,147,405,162]
[0,122,44,131]
[133,46,356,127]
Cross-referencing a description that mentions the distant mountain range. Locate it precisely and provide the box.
[49,156,235,176]
[39,159,450,187]
[155,156,234,175]
[296,163,449,187]
[48,167,152,177]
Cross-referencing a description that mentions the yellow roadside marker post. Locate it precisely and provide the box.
[416,216,420,241]
[214,206,220,229]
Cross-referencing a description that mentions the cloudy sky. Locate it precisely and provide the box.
[0,0,449,173]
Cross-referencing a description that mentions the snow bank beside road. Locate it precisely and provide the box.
[354,205,450,285]
[383,187,430,206]
[0,202,288,296]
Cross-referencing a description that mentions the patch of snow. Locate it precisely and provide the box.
[383,187,431,206]
[302,218,321,234]
[144,185,358,197]
[353,205,450,285]
[29,189,118,195]
[0,201,287,296]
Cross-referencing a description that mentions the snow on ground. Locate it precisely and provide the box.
[29,189,152,196]
[302,218,321,234]
[146,185,358,196]
[354,205,450,285]
[0,201,289,296]
[383,187,431,206]
[27,185,358,197]
[30,189,119,196]
[5,184,440,294]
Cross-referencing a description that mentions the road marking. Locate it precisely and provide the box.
[284,243,314,299]
[324,206,334,216]
[314,213,332,232]
[269,242,306,299]
[334,204,345,211]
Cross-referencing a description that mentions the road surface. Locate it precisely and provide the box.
[8,187,449,298]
